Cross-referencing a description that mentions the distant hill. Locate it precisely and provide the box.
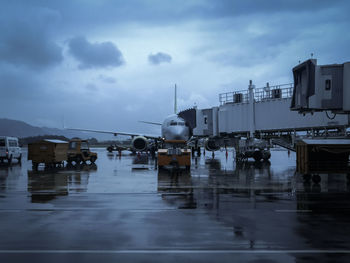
[0,118,101,139]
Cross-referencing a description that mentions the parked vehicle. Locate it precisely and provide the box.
[158,140,191,170]
[0,136,22,164]
[28,139,68,169]
[67,139,97,164]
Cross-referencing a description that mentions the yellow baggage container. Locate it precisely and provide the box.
[28,139,68,169]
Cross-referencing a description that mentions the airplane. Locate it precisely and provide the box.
[67,85,191,153]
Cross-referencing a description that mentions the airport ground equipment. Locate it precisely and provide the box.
[0,136,21,164]
[194,81,349,139]
[28,139,68,169]
[158,140,191,170]
[296,139,350,174]
[67,139,97,165]
[190,77,349,161]
[107,144,129,153]
[235,138,271,162]
[291,59,350,114]
[296,139,350,183]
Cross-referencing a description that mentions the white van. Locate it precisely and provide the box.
[0,136,22,164]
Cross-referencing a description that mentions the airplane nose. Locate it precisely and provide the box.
[173,127,185,139]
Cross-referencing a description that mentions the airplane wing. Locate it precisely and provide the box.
[67,128,161,140]
[138,121,162,126]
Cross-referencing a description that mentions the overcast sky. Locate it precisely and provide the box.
[0,0,349,138]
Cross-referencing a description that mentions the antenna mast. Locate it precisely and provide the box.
[174,84,177,114]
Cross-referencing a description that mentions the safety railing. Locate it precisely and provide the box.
[219,83,294,105]
[219,90,249,105]
[254,83,293,102]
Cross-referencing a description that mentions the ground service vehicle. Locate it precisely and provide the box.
[0,136,22,164]
[158,140,191,170]
[28,139,68,169]
[67,139,97,164]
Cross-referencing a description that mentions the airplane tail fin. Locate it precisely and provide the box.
[62,114,66,129]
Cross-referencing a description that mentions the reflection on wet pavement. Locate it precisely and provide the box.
[0,148,350,262]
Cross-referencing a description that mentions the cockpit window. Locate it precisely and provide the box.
[169,121,185,126]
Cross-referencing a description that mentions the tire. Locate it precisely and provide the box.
[236,153,244,162]
[76,155,82,165]
[90,156,97,164]
[262,151,271,161]
[253,151,262,162]
[7,155,12,165]
[312,174,321,184]
[107,146,113,153]
[32,162,38,170]
[303,174,311,181]
[17,154,22,163]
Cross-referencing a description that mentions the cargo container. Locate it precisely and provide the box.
[296,139,350,174]
[28,139,68,169]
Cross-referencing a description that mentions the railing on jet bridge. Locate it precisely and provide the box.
[219,90,249,105]
[219,83,293,105]
[254,83,293,102]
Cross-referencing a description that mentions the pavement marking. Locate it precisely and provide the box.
[275,210,312,213]
[0,250,349,254]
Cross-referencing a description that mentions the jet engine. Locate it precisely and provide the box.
[204,138,220,151]
[132,136,148,152]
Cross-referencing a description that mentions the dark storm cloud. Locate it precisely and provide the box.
[195,0,350,69]
[1,0,349,133]
[0,66,42,99]
[67,36,125,70]
[0,6,63,70]
[20,0,348,31]
[148,52,172,65]
[188,0,348,18]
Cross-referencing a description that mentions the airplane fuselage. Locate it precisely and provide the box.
[161,115,190,141]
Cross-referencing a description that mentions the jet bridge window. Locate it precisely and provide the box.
[325,79,331,91]
[0,139,5,147]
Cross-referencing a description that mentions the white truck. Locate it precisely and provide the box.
[0,136,22,164]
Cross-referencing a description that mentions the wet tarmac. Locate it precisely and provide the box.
[1,148,350,262]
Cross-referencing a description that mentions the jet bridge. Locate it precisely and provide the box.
[193,82,349,139]
[291,59,350,113]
